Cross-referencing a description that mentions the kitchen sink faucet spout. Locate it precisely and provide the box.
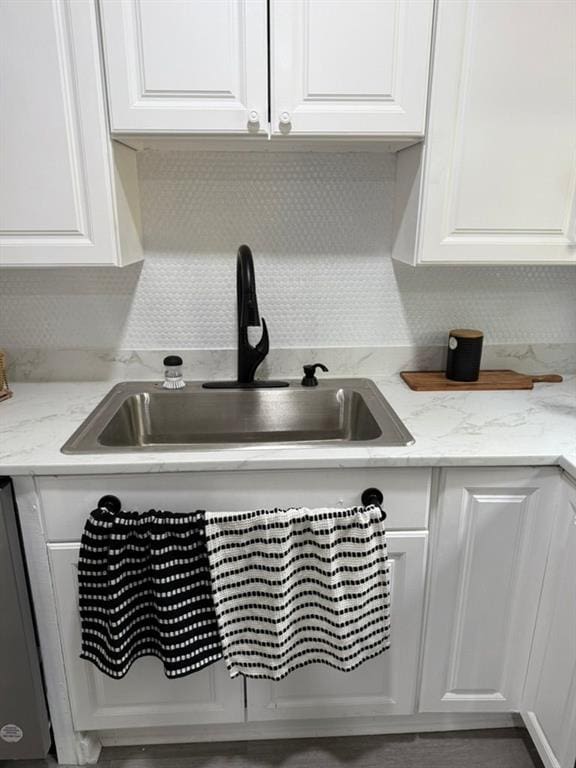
[237,244,267,383]
[204,245,288,389]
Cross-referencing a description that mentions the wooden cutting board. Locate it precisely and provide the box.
[400,370,563,391]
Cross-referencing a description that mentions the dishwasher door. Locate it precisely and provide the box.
[0,477,51,758]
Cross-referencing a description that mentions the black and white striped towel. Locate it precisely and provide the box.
[205,505,391,680]
[78,508,222,678]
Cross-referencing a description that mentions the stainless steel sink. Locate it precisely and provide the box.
[61,379,414,453]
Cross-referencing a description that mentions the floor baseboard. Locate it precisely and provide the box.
[99,712,523,747]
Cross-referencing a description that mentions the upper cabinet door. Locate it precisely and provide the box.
[0,0,142,267]
[270,0,434,136]
[99,0,268,134]
[415,0,576,264]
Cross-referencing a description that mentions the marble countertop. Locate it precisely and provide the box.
[1,376,575,478]
[560,455,576,481]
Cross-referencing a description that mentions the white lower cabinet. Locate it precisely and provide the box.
[27,465,574,763]
[48,532,427,732]
[48,543,244,731]
[246,532,427,721]
[521,475,576,768]
[419,468,559,713]
[42,468,429,734]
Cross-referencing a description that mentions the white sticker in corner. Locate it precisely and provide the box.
[449,337,458,350]
[0,724,23,743]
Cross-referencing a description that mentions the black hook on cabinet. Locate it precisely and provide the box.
[361,487,386,520]
[98,495,122,514]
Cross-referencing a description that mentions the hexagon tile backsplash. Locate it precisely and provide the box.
[1,151,575,352]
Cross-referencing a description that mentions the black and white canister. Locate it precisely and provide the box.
[446,329,484,382]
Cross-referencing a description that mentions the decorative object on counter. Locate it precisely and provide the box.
[400,370,564,391]
[0,351,12,402]
[446,329,484,381]
[301,363,329,387]
[204,245,288,389]
[205,503,391,680]
[161,355,186,389]
[77,503,222,679]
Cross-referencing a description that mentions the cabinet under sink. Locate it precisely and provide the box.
[14,466,574,768]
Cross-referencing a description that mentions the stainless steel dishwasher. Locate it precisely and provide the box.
[0,477,51,759]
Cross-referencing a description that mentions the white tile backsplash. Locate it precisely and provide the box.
[1,150,575,354]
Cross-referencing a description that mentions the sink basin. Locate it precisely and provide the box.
[61,379,414,453]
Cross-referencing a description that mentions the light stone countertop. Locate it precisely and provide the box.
[0,376,575,479]
[560,455,576,481]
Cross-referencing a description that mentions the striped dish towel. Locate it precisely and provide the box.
[205,505,391,680]
[78,508,222,679]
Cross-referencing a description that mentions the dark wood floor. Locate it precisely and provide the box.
[2,728,545,768]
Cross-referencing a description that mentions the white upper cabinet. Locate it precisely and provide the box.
[0,0,142,267]
[269,0,434,136]
[98,0,432,137]
[394,0,576,265]
[99,0,269,134]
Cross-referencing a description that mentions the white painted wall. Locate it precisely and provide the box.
[1,151,575,350]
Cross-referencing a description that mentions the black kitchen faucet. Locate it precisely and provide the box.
[203,245,288,389]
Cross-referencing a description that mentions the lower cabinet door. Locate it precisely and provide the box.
[48,543,244,731]
[246,532,428,721]
[419,468,559,713]
[521,476,576,768]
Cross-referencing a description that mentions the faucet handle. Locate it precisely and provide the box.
[301,363,329,387]
[255,317,269,357]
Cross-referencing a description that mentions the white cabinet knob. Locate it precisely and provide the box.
[248,110,260,124]
[279,111,291,125]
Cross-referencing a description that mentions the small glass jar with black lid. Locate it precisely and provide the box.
[162,355,185,389]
